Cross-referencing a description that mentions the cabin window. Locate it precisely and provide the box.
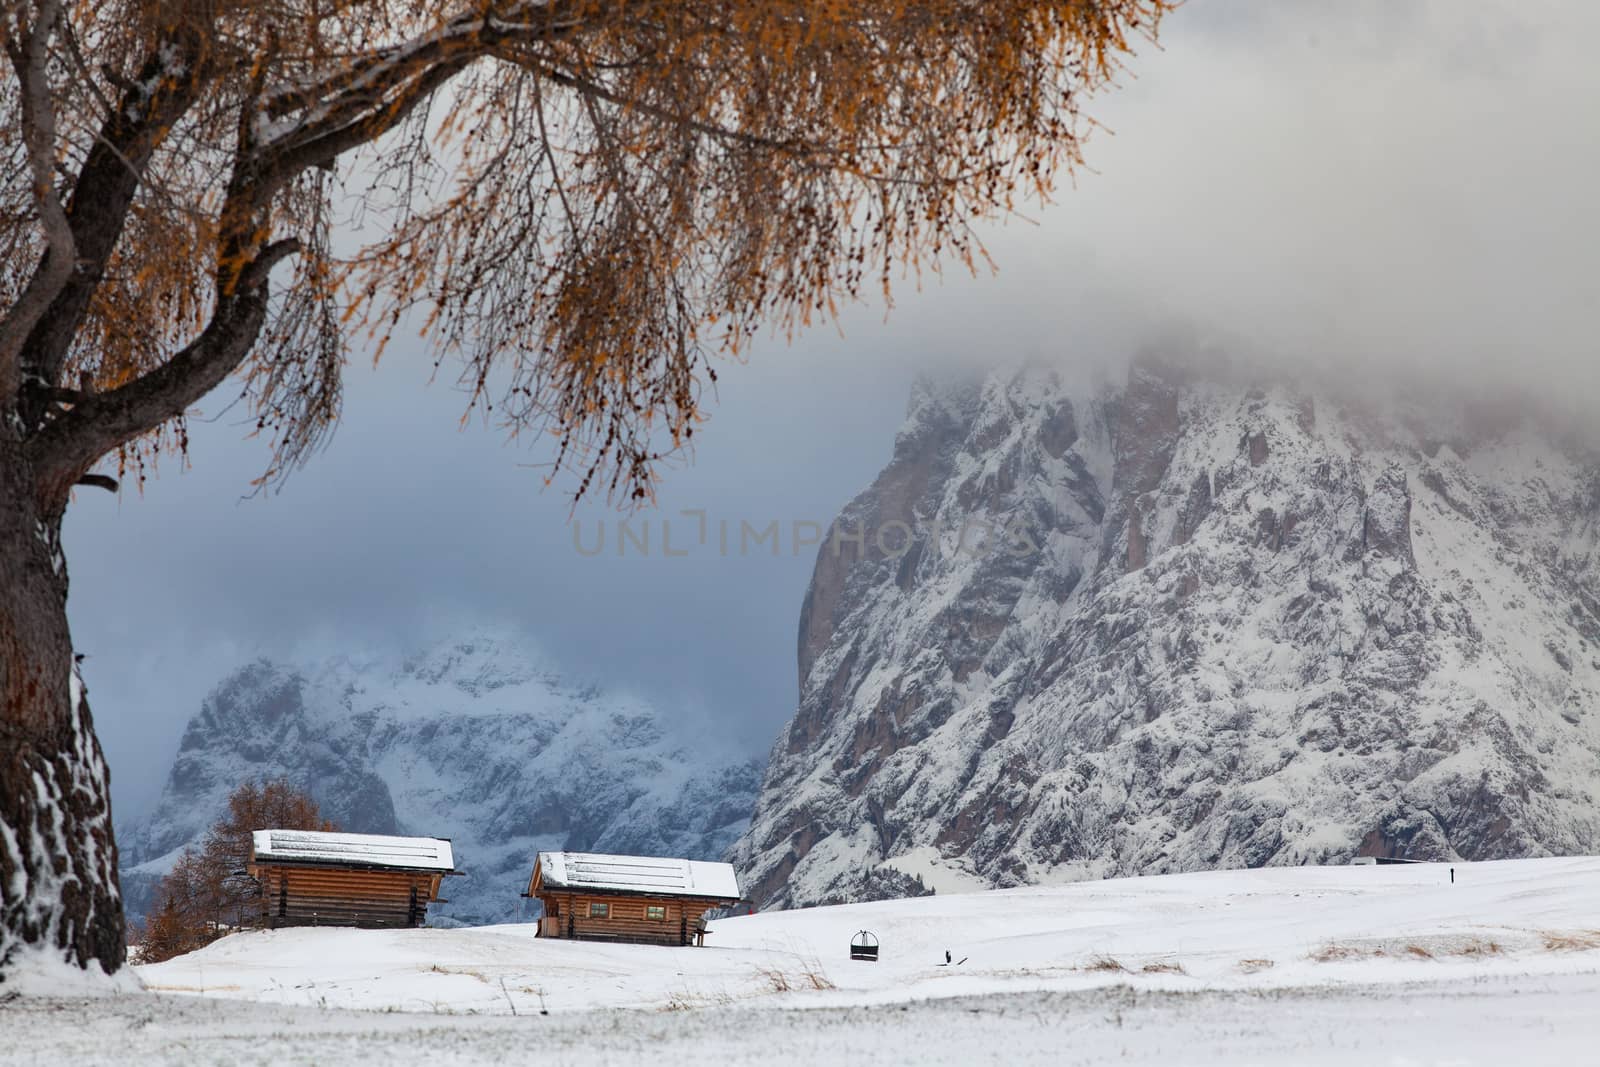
[646,905,666,920]
[589,901,610,918]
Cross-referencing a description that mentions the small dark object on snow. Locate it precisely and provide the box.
[851,930,879,961]
[945,949,952,964]
[1450,867,1455,884]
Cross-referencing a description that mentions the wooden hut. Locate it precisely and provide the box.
[526,852,742,946]
[248,829,455,929]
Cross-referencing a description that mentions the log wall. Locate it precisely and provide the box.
[536,893,720,946]
[254,864,442,929]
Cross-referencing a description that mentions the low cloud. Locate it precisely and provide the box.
[1012,0,1600,407]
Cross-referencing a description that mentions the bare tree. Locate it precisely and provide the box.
[0,0,1169,976]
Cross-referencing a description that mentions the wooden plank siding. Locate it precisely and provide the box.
[537,893,710,946]
[252,864,445,929]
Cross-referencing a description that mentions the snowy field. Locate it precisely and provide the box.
[7,856,1600,1064]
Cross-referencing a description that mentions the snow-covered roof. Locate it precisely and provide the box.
[251,829,454,873]
[533,852,741,901]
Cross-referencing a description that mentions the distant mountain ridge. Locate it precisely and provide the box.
[118,633,763,926]
[731,357,1600,908]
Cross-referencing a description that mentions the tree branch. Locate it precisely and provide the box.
[27,239,300,508]
[10,25,206,418]
[0,0,76,406]
[253,1,608,192]
[262,57,473,192]
[260,1,586,121]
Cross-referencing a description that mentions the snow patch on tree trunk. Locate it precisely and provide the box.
[1,658,129,986]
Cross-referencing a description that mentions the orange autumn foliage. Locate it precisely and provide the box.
[135,779,333,963]
[1,1,1172,504]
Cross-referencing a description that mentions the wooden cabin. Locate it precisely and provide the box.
[526,852,742,946]
[248,829,455,929]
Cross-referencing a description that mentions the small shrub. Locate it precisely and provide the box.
[1237,958,1275,974]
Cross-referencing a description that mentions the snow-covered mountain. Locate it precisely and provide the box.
[119,633,762,925]
[731,356,1600,908]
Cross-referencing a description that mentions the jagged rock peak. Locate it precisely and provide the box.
[732,359,1600,910]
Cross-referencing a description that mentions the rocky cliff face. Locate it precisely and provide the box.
[732,359,1600,908]
[119,633,762,925]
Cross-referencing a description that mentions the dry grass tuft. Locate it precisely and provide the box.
[1236,958,1275,974]
[661,989,734,1012]
[753,962,835,994]
[1541,930,1600,952]
[1140,960,1187,975]
[1450,938,1503,958]
[1083,955,1129,973]
[756,966,793,993]
[797,959,837,991]
[1313,937,1505,963]
[1309,943,1371,963]
[426,965,491,984]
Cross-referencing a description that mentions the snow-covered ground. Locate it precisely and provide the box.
[8,857,1600,1064]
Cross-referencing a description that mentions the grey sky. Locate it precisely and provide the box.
[66,2,1600,821]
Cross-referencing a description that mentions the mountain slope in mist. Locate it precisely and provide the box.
[119,633,762,925]
[731,359,1600,907]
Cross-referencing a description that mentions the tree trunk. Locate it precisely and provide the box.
[0,423,125,980]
